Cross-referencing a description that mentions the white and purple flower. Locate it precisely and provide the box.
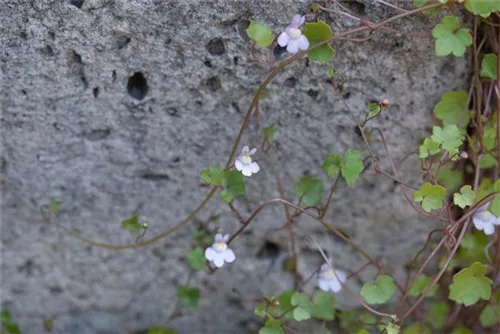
[277,14,310,54]
[205,233,236,268]
[473,205,500,235]
[235,146,260,177]
[318,262,347,293]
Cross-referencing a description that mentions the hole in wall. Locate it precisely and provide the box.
[69,0,84,8]
[92,87,99,98]
[206,76,222,92]
[116,35,131,49]
[206,37,225,56]
[256,241,281,260]
[127,72,148,100]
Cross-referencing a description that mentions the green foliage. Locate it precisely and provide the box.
[148,328,177,334]
[327,66,336,78]
[450,327,473,334]
[187,248,205,270]
[0,310,21,334]
[302,21,334,63]
[322,153,342,176]
[480,53,498,80]
[366,102,382,119]
[403,323,430,334]
[453,185,474,209]
[458,231,489,263]
[254,291,295,320]
[431,16,472,57]
[311,291,335,321]
[433,90,470,127]
[200,166,224,186]
[426,301,450,330]
[449,262,492,306]
[49,200,61,213]
[360,275,396,305]
[121,215,141,233]
[480,304,500,327]
[464,0,500,17]
[385,322,400,334]
[338,310,376,333]
[413,183,447,212]
[490,179,500,217]
[263,124,276,144]
[341,149,364,185]
[476,178,493,203]
[409,274,438,297]
[290,292,313,321]
[220,170,245,203]
[259,319,284,334]
[294,176,324,207]
[431,124,465,158]
[177,286,200,307]
[437,168,463,190]
[246,22,274,48]
[412,0,440,14]
[419,138,440,158]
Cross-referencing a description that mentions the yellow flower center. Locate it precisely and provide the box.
[289,28,302,39]
[214,242,227,252]
[324,268,335,279]
[242,155,252,165]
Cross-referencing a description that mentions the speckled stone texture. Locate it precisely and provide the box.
[1,0,468,333]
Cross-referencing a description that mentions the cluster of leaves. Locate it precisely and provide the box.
[200,166,245,203]
[1,310,21,334]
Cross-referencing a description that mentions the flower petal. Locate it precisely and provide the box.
[320,263,330,272]
[298,35,309,50]
[335,270,347,283]
[492,216,500,226]
[330,279,342,293]
[242,146,250,155]
[213,254,225,268]
[235,159,244,171]
[215,234,224,242]
[277,32,290,47]
[223,249,235,263]
[249,162,260,174]
[290,14,304,28]
[249,148,257,155]
[483,223,495,235]
[286,40,300,54]
[318,278,331,292]
[223,234,230,242]
[473,216,486,230]
[205,247,216,261]
[241,166,252,177]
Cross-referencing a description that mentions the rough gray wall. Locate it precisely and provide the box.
[1,0,468,333]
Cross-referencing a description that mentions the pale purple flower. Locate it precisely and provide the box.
[473,205,500,235]
[205,233,235,268]
[277,14,310,54]
[317,263,347,293]
[235,146,260,177]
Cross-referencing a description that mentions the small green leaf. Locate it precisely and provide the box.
[360,275,396,305]
[437,168,463,190]
[480,304,500,327]
[293,176,324,207]
[220,170,245,203]
[409,274,438,298]
[322,153,342,177]
[476,178,493,203]
[254,303,267,317]
[426,301,450,330]
[480,154,498,168]
[414,183,447,212]
[480,53,498,80]
[341,149,364,185]
[431,124,465,158]
[366,102,382,119]
[186,248,205,270]
[327,66,336,78]
[403,323,430,334]
[49,200,61,213]
[273,290,294,320]
[303,21,334,63]
[385,322,400,334]
[449,262,492,306]
[453,185,475,209]
[246,22,274,48]
[263,124,276,144]
[311,291,335,321]
[458,231,489,263]
[490,196,500,217]
[290,292,313,321]
[200,166,224,186]
[419,138,440,158]
[431,16,472,57]
[177,286,200,308]
[450,327,473,334]
[259,319,284,334]
[121,215,141,233]
[148,328,177,334]
[433,90,470,127]
[0,310,21,334]
[464,0,500,17]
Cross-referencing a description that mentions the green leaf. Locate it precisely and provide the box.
[246,22,274,48]
[426,301,450,330]
[431,124,465,158]
[490,196,500,217]
[480,53,498,80]
[458,231,488,263]
[327,66,336,78]
[186,248,205,270]
[311,291,335,321]
[433,90,470,127]
[263,124,276,144]
[148,328,177,334]
[339,310,375,333]
[0,310,21,334]
[480,154,498,168]
[121,215,141,233]
[476,178,493,203]
[293,176,324,207]
[49,200,61,213]
[200,165,224,186]
[290,292,313,321]
[177,286,200,308]
[419,138,440,158]
[220,170,245,203]
[453,185,475,209]
[322,153,342,177]
[360,275,396,305]
[437,168,463,190]
[403,323,431,334]
[366,102,382,119]
[413,183,447,212]
[464,0,500,17]
[450,327,473,334]
[385,322,400,334]
[409,274,438,297]
[341,149,364,185]
[259,319,284,334]
[303,21,334,63]
[432,16,472,57]
[449,262,492,306]
[480,304,500,327]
